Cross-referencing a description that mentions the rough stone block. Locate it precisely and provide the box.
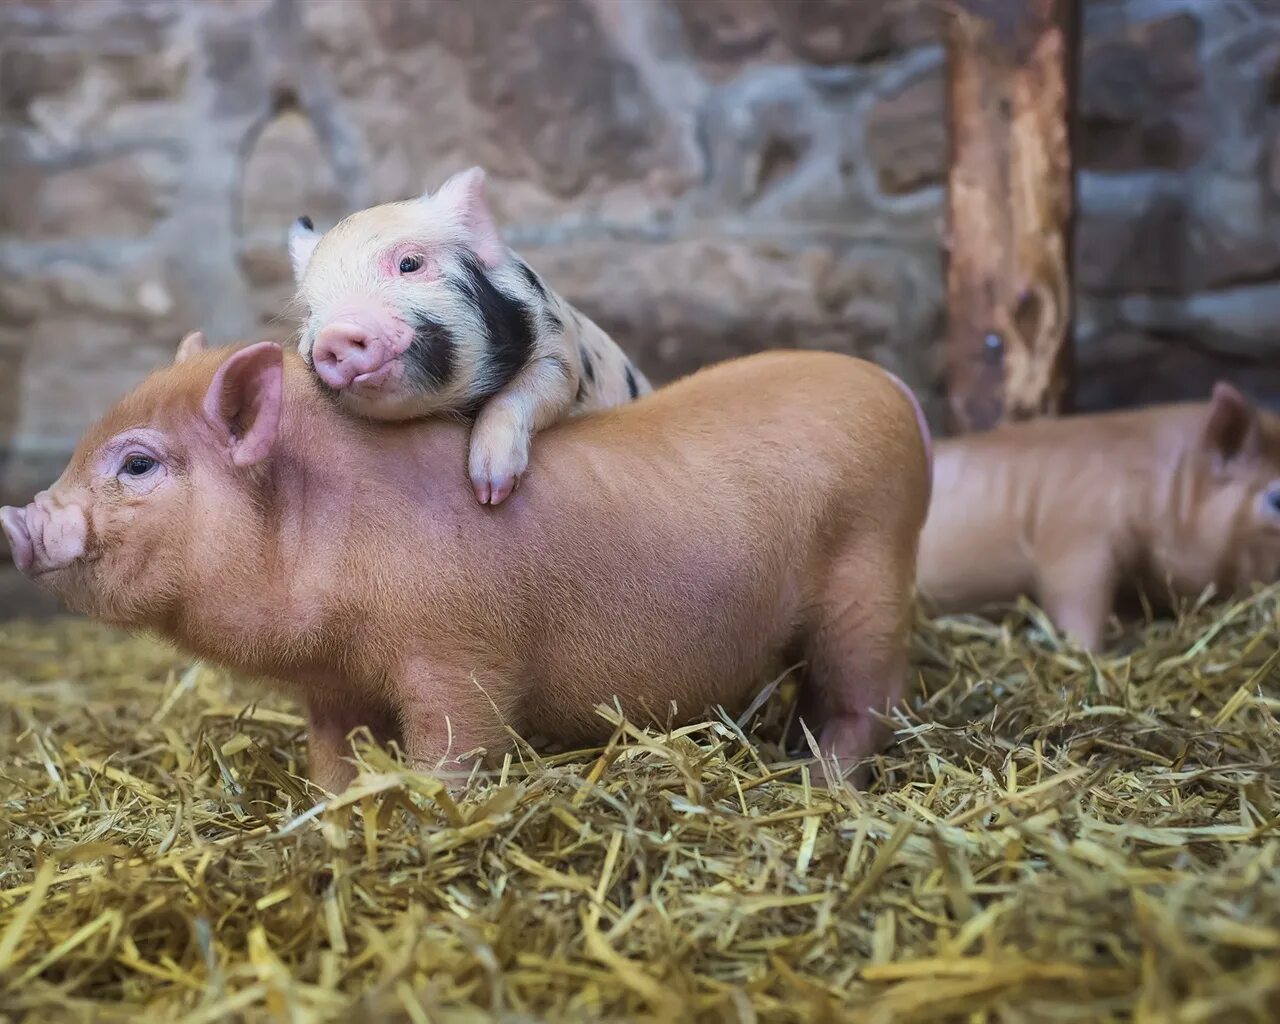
[676,0,939,71]
[0,150,177,240]
[521,235,943,416]
[1078,11,1208,171]
[866,66,946,194]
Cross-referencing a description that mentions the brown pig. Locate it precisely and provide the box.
[1,336,932,792]
[918,383,1280,650]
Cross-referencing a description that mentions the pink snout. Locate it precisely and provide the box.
[311,320,398,391]
[0,495,88,578]
[1,504,33,574]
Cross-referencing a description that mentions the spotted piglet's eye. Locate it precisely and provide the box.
[1266,486,1280,518]
[399,253,425,274]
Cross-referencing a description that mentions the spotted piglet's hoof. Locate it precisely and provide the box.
[468,409,530,506]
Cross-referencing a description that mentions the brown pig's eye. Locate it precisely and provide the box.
[122,455,156,476]
[399,254,425,274]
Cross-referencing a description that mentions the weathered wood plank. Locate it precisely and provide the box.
[944,0,1079,432]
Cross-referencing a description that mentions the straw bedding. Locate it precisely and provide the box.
[1,590,1277,1023]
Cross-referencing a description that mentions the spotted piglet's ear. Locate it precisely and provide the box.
[175,330,207,365]
[288,216,322,283]
[428,166,504,269]
[1202,380,1259,468]
[203,342,284,468]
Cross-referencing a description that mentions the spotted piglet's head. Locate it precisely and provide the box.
[289,167,541,421]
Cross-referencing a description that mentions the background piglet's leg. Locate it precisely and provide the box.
[469,355,577,504]
[1034,547,1116,652]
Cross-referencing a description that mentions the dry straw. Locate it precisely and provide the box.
[1,587,1278,1022]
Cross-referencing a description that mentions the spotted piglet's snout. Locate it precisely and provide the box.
[308,304,419,394]
[311,321,393,390]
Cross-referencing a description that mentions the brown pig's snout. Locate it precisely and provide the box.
[1,503,36,575]
[1,493,88,578]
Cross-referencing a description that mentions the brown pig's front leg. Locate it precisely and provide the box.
[398,662,512,785]
[1035,547,1117,652]
[305,700,399,794]
[468,354,576,505]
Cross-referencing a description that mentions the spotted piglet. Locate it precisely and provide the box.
[288,167,651,504]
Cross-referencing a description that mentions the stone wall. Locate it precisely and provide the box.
[1075,0,1280,412]
[3,0,1280,555]
[0,0,950,517]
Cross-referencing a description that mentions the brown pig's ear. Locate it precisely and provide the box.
[1202,380,1259,466]
[203,342,284,468]
[175,330,207,364]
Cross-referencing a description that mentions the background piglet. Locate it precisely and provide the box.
[1,335,931,792]
[289,167,650,505]
[918,383,1280,649]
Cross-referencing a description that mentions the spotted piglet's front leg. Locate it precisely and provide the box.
[469,354,576,505]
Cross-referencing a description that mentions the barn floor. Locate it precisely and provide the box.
[0,592,1278,1023]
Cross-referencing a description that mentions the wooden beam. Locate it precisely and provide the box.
[943,0,1078,432]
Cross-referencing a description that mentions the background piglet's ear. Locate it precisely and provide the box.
[175,330,207,364]
[1203,380,1259,466]
[428,166,505,268]
[288,216,322,283]
[203,342,284,468]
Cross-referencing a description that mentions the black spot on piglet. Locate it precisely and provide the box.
[404,314,457,392]
[517,259,550,301]
[579,345,595,384]
[456,252,537,394]
[297,215,314,230]
[625,364,639,400]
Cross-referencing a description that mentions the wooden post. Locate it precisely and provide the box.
[943,0,1078,432]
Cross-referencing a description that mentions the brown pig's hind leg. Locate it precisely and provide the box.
[306,699,400,794]
[800,539,916,787]
[398,661,516,788]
